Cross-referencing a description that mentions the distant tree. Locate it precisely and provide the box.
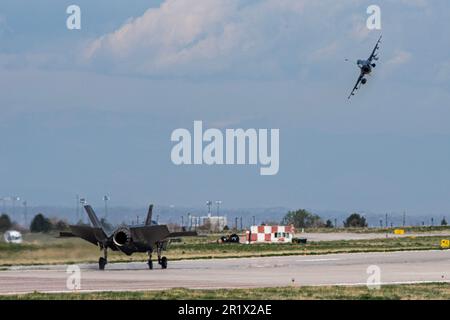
[281,209,324,228]
[325,219,334,228]
[30,213,52,233]
[76,219,90,226]
[223,225,229,231]
[53,220,69,231]
[0,213,12,232]
[442,218,448,226]
[344,213,368,228]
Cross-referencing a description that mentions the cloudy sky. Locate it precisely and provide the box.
[1,0,450,215]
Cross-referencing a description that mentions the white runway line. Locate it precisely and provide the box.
[295,258,341,262]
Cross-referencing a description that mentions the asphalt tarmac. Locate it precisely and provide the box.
[0,250,449,294]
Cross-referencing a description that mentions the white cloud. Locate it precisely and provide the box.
[437,60,450,82]
[386,50,412,66]
[83,0,354,77]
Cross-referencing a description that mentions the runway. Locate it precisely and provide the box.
[298,231,450,242]
[0,250,449,295]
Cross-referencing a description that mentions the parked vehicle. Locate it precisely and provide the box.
[218,233,240,243]
[3,230,23,244]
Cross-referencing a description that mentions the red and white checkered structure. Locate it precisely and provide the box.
[246,225,295,243]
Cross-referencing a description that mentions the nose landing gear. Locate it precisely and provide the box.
[160,256,168,269]
[156,241,167,269]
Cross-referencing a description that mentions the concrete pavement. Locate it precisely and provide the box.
[0,250,449,294]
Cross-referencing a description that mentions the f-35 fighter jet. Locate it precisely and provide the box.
[63,204,196,270]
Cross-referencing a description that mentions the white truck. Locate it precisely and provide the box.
[3,230,23,244]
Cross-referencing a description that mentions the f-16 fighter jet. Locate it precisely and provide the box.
[348,35,382,99]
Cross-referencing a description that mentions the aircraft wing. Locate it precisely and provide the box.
[368,35,382,62]
[168,231,198,238]
[348,72,364,99]
[130,225,171,246]
[69,225,107,245]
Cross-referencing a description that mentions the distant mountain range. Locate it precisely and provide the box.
[3,205,447,229]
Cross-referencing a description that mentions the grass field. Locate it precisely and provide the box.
[0,231,448,266]
[1,283,449,300]
[301,226,450,234]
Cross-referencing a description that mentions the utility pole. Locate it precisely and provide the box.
[334,218,337,229]
[76,194,80,223]
[206,201,212,215]
[188,214,191,229]
[79,197,87,224]
[23,201,28,228]
[12,196,19,219]
[385,213,388,228]
[1,198,5,213]
[103,195,110,219]
[136,215,139,225]
[403,211,406,227]
[431,217,434,226]
[235,217,238,230]
[215,200,222,215]
[240,217,242,230]
[181,216,184,229]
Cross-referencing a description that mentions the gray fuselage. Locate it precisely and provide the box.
[357,59,372,74]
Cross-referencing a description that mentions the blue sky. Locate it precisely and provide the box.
[1,0,450,215]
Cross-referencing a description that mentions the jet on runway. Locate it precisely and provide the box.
[347,35,382,99]
[62,204,196,270]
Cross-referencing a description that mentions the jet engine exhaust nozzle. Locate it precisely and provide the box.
[113,227,131,247]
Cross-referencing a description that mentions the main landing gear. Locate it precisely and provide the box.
[147,250,153,269]
[147,242,168,270]
[99,246,108,270]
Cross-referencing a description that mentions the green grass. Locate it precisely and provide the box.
[2,283,449,300]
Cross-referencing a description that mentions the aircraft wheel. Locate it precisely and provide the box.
[161,256,168,269]
[148,260,153,270]
[99,257,107,270]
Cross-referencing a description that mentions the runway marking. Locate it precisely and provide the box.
[295,258,341,262]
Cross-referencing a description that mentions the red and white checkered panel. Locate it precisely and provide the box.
[246,225,295,243]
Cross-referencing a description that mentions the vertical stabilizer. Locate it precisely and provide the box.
[145,204,154,226]
[84,205,103,229]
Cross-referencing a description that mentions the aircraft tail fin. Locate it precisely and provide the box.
[84,205,103,229]
[145,204,154,226]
